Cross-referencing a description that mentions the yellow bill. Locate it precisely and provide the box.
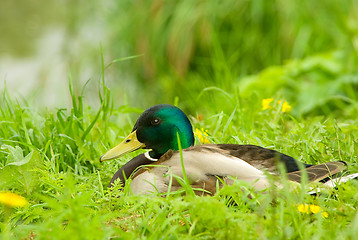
[100,130,145,162]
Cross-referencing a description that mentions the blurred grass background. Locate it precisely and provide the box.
[1,0,357,115]
[106,0,358,116]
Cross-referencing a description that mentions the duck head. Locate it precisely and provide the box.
[100,104,195,161]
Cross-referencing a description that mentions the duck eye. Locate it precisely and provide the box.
[151,118,161,126]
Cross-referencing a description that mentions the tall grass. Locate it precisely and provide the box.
[1,65,358,238]
[99,0,358,114]
[105,0,358,78]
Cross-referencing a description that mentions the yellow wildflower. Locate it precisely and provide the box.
[194,128,210,144]
[321,211,329,218]
[297,204,328,218]
[309,204,322,214]
[279,100,292,113]
[297,204,310,214]
[262,98,274,110]
[0,192,28,208]
[262,98,292,113]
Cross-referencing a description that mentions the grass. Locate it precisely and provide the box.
[1,62,358,238]
[1,0,358,238]
[105,0,358,81]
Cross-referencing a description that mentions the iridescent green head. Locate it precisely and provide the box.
[133,104,194,158]
[100,104,194,161]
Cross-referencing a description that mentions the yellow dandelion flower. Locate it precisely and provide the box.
[262,99,292,113]
[297,204,328,218]
[194,128,210,144]
[321,211,329,218]
[0,192,28,208]
[297,204,310,214]
[309,204,322,214]
[262,98,274,110]
[281,101,292,113]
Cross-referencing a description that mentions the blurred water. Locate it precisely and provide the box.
[0,0,108,109]
[0,27,106,109]
[0,28,66,107]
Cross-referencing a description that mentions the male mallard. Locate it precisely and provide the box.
[100,104,351,195]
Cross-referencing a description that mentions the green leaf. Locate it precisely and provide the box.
[4,145,33,166]
[0,146,41,194]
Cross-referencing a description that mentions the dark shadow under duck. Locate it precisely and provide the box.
[100,104,351,195]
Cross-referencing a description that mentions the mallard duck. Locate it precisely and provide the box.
[100,104,352,195]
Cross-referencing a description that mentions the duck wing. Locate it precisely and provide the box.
[130,147,271,195]
[287,161,347,183]
[197,144,312,173]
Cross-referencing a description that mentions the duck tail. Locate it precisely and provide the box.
[307,172,358,195]
[320,172,358,188]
